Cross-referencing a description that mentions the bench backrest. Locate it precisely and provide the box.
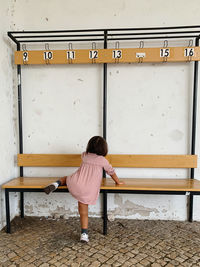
[17,154,197,168]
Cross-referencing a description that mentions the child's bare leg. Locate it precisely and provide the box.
[78,201,88,229]
[78,201,89,242]
[60,176,67,185]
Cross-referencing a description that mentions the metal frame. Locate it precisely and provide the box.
[7,25,200,44]
[7,26,199,234]
[5,188,200,234]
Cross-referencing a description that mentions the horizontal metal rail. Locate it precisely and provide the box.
[7,26,200,45]
[5,188,200,195]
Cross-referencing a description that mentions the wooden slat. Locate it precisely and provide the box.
[106,154,197,168]
[2,177,200,191]
[14,47,200,65]
[17,154,82,167]
[101,178,200,191]
[17,154,197,168]
[1,177,59,189]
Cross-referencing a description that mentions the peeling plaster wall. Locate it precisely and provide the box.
[4,0,200,223]
[0,0,18,230]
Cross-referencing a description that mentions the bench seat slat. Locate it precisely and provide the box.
[17,154,197,168]
[2,177,59,189]
[102,178,200,191]
[2,177,200,192]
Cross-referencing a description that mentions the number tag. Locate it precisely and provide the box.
[89,50,98,59]
[113,50,122,59]
[184,48,194,57]
[44,51,53,60]
[23,52,28,61]
[136,53,146,58]
[67,51,75,60]
[160,48,170,57]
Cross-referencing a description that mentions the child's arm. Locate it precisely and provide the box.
[110,172,125,185]
[103,158,125,185]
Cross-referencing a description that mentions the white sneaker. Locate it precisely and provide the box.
[44,182,59,194]
[80,233,89,243]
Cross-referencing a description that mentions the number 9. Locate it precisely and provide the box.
[23,52,28,61]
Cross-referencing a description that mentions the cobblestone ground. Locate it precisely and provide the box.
[1,217,200,266]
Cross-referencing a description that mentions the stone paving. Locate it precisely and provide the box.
[1,217,200,266]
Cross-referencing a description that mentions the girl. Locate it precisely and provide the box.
[44,136,124,242]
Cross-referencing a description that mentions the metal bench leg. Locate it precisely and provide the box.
[103,191,107,235]
[189,194,193,222]
[5,189,11,233]
[20,192,24,218]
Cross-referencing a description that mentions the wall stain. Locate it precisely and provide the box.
[73,99,80,106]
[50,205,78,218]
[25,204,34,214]
[169,129,184,142]
[38,204,48,209]
[113,194,159,217]
[35,109,42,116]
[162,209,168,213]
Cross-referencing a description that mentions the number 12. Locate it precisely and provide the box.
[89,50,98,59]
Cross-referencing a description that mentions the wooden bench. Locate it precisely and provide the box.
[2,153,199,234]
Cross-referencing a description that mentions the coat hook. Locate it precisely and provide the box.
[115,41,119,49]
[164,40,168,48]
[138,41,144,63]
[139,41,144,48]
[45,43,49,51]
[114,41,120,63]
[44,43,50,65]
[163,40,169,63]
[187,40,194,62]
[188,39,193,47]
[92,42,96,50]
[22,44,28,65]
[68,43,73,64]
[91,42,97,64]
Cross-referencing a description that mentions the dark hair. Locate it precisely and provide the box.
[86,136,108,156]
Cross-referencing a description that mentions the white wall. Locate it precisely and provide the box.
[0,0,18,230]
[1,0,200,229]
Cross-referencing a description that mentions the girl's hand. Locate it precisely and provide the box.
[110,173,125,185]
[115,181,125,185]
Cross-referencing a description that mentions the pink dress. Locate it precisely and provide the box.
[66,152,115,205]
